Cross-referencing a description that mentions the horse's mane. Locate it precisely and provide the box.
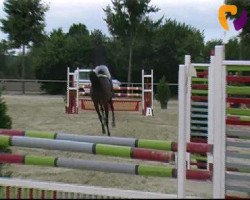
[89,71,101,88]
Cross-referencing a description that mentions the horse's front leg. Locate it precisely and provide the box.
[104,104,110,136]
[110,99,115,127]
[94,102,105,134]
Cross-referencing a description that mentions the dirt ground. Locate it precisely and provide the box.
[2,94,212,198]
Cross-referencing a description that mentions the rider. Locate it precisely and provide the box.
[94,65,113,92]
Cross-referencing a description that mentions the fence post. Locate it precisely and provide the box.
[177,64,187,198]
[184,55,192,170]
[212,45,226,198]
[207,56,215,171]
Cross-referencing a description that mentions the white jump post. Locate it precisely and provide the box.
[177,64,188,198]
[212,45,226,199]
[207,55,215,171]
[142,69,154,116]
[184,55,192,170]
[76,68,79,112]
[178,55,198,198]
[66,67,79,114]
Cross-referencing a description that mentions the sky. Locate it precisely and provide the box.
[0,0,240,43]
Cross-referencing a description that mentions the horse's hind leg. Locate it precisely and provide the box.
[104,104,111,136]
[94,103,106,134]
[100,104,105,123]
[110,99,115,127]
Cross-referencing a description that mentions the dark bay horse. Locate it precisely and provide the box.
[89,70,115,136]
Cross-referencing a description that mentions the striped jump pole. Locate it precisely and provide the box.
[225,62,250,125]
[227,128,250,140]
[227,116,250,126]
[0,153,212,181]
[85,86,142,91]
[0,135,175,163]
[113,87,142,91]
[114,93,142,98]
[227,75,250,83]
[0,133,209,167]
[0,129,213,154]
[227,97,250,104]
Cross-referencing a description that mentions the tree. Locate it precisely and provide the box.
[203,39,223,62]
[91,29,107,66]
[105,37,128,81]
[0,0,48,93]
[0,40,13,78]
[225,37,240,59]
[66,23,93,67]
[240,34,250,59]
[31,24,94,94]
[104,0,161,83]
[0,91,12,177]
[32,29,69,94]
[0,91,12,129]
[151,19,204,83]
[156,76,171,109]
[0,40,8,54]
[130,18,161,81]
[68,23,89,37]
[0,40,8,78]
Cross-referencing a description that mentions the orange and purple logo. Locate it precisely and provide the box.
[219,5,248,31]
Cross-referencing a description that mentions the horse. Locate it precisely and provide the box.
[89,67,115,136]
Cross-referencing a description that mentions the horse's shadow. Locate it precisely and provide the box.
[89,71,115,136]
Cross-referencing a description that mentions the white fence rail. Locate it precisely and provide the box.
[0,178,179,199]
